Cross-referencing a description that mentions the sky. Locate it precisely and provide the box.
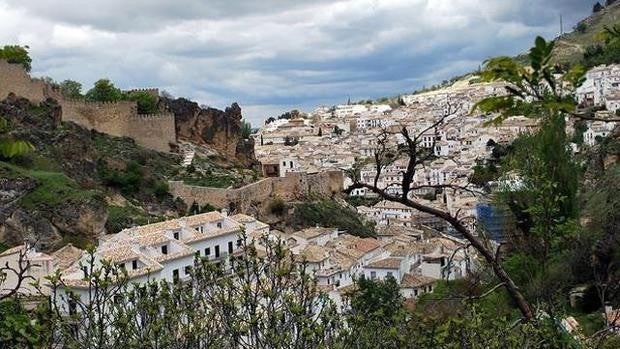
[0,0,593,126]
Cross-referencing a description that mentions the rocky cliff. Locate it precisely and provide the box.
[166,98,258,167]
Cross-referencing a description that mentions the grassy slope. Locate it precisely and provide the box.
[0,160,98,210]
[552,2,620,65]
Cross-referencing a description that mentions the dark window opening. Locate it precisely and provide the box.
[161,245,168,255]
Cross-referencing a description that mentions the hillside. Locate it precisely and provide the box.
[0,95,258,252]
[552,1,620,65]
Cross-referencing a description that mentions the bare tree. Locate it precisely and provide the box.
[0,243,39,301]
[344,102,535,321]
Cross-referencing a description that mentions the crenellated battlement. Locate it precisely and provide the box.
[0,60,176,152]
[124,88,160,99]
[131,112,175,120]
[62,98,135,107]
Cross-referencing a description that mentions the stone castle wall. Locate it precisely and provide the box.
[0,60,176,152]
[168,171,344,213]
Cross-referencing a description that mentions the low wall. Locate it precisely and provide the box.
[169,171,344,213]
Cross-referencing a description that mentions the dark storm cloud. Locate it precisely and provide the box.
[0,0,593,125]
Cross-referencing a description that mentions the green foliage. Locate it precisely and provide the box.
[575,22,587,34]
[500,116,580,260]
[344,195,380,208]
[188,201,216,215]
[341,276,408,348]
[241,120,252,139]
[0,299,50,348]
[152,180,169,200]
[0,45,31,71]
[126,91,158,114]
[99,160,143,195]
[59,80,83,99]
[0,161,97,209]
[268,197,286,215]
[0,116,34,159]
[292,199,375,237]
[85,79,123,102]
[583,41,620,67]
[106,205,163,234]
[45,237,340,348]
[474,36,585,124]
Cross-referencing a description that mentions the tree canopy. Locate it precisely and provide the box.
[0,45,31,72]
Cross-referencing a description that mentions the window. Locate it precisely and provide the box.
[237,238,243,247]
[370,271,376,279]
[161,245,168,255]
[282,161,286,166]
[205,247,211,256]
[172,269,179,282]
[215,245,220,258]
[173,231,180,240]
[289,161,293,167]
[387,271,393,278]
[195,250,200,258]
[185,266,192,276]
[216,222,222,228]
[228,241,233,254]
[132,260,138,270]
[68,299,77,315]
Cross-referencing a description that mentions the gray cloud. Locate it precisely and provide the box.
[0,0,593,125]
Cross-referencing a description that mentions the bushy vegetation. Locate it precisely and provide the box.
[292,199,375,237]
[268,197,286,215]
[0,161,99,209]
[0,45,31,71]
[99,160,144,195]
[106,205,164,234]
[126,90,159,114]
[85,79,123,102]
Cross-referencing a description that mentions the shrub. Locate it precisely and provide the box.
[100,161,143,195]
[268,197,285,215]
[152,181,169,200]
[85,79,123,102]
[292,199,375,237]
[0,45,31,71]
[126,91,158,114]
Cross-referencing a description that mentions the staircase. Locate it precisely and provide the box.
[181,146,195,167]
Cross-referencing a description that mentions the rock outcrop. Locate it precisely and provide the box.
[166,98,258,167]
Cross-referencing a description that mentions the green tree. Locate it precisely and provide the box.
[85,79,123,102]
[60,80,83,99]
[0,45,32,72]
[0,116,34,159]
[126,91,158,114]
[241,120,252,139]
[46,235,340,348]
[340,276,408,348]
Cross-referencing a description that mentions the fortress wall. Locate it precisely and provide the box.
[125,113,177,152]
[169,171,345,214]
[0,60,177,152]
[61,99,136,137]
[0,60,60,102]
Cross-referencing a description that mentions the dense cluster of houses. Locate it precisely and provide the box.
[576,64,620,146]
[0,209,473,310]
[254,65,620,237]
